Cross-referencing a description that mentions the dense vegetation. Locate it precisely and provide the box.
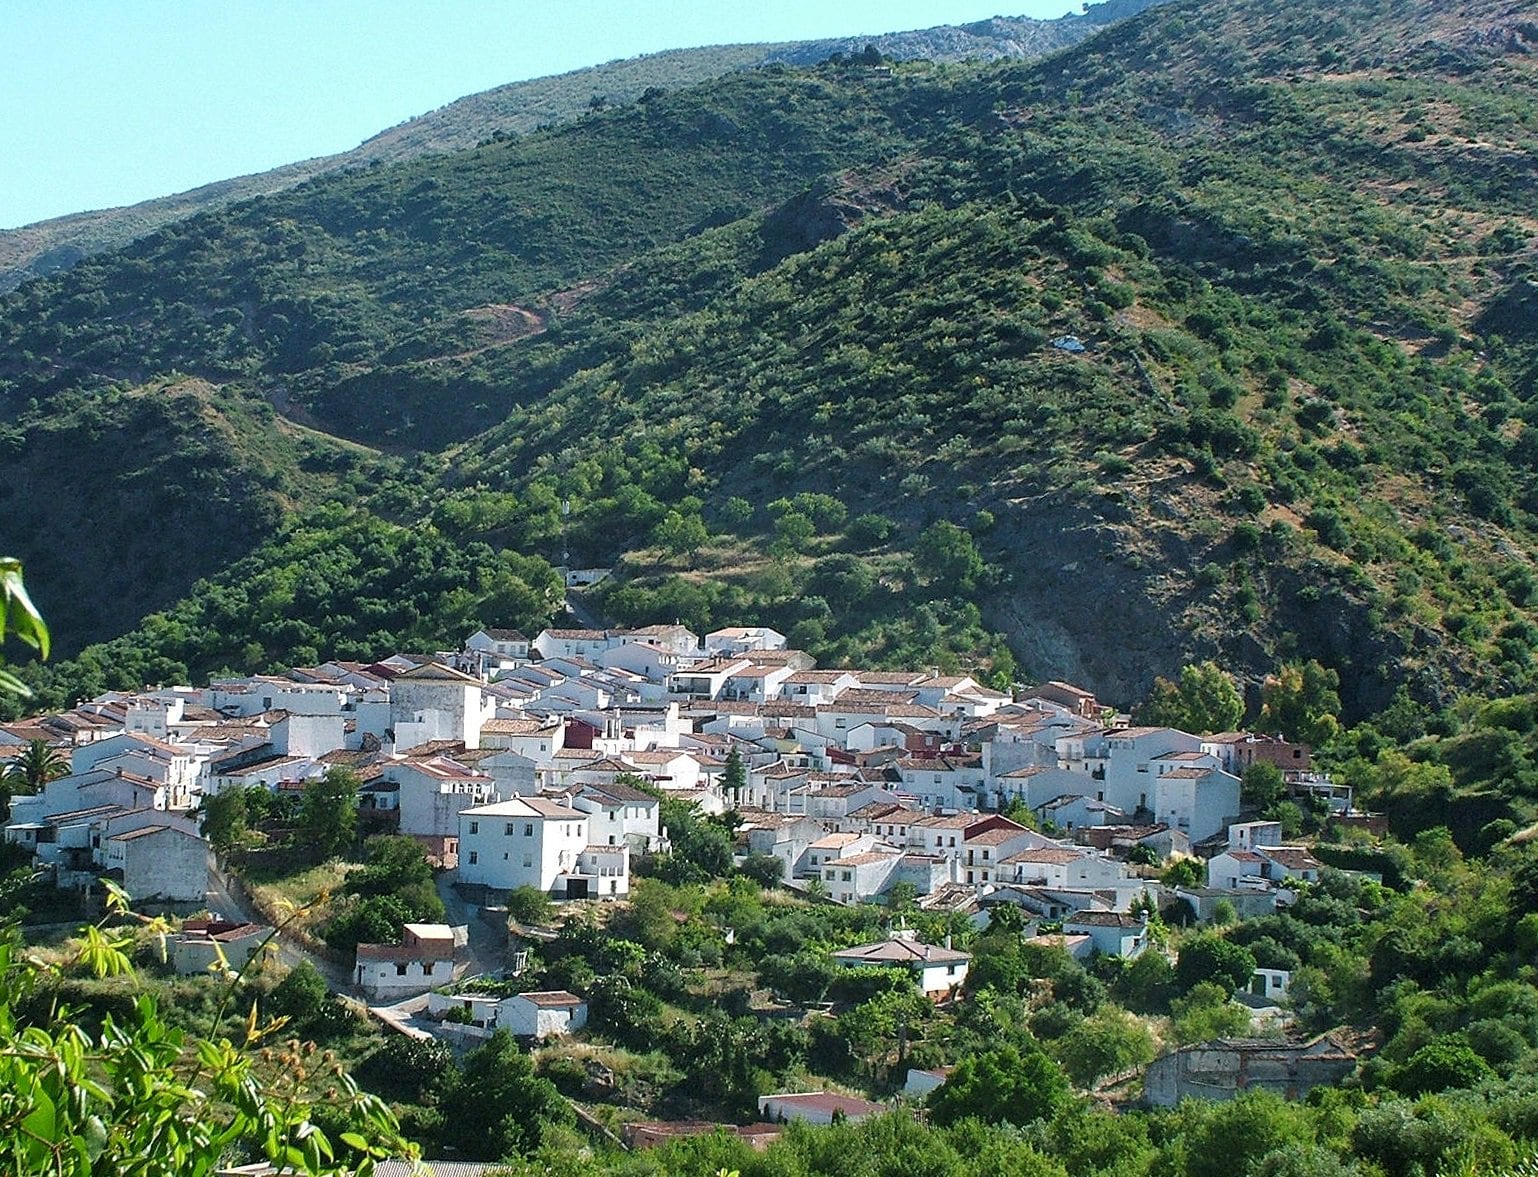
[29,702,1538,1173]
[0,0,1158,292]
[2,0,1537,718]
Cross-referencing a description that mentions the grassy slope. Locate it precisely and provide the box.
[2,0,1536,717]
[0,0,1162,293]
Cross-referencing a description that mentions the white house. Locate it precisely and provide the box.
[1060,911,1150,958]
[465,628,531,665]
[822,849,903,903]
[497,990,589,1038]
[704,627,787,656]
[780,670,862,707]
[1228,821,1285,851]
[1207,849,1270,891]
[458,797,589,893]
[172,918,271,975]
[458,797,629,898]
[1207,844,1321,890]
[390,756,496,840]
[353,923,466,1000]
[101,823,208,903]
[1036,794,1126,832]
[904,1067,953,1099]
[1149,766,1242,844]
[998,846,1128,891]
[389,662,488,751]
[533,628,633,661]
[758,1092,884,1126]
[70,733,201,810]
[830,931,971,996]
[566,779,663,852]
[479,717,564,764]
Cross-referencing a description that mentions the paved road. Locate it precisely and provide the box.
[205,860,354,990]
[435,872,506,980]
[563,588,611,631]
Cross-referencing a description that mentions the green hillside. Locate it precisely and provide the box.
[2,0,1536,720]
[0,1,1161,293]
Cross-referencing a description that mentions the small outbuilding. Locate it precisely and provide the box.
[758,1091,884,1126]
[497,989,589,1038]
[1143,1034,1356,1107]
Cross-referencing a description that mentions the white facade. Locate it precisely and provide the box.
[389,663,488,751]
[458,798,598,896]
[353,923,464,1000]
[497,991,590,1037]
[106,824,208,903]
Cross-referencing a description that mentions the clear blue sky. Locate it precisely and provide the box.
[0,1,1074,230]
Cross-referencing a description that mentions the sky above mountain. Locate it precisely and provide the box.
[0,0,1076,230]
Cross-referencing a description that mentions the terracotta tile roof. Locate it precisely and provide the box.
[831,937,970,965]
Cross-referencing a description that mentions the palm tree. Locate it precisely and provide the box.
[0,739,67,816]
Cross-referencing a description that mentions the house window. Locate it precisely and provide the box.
[395,964,409,976]
[525,823,534,837]
[523,854,533,868]
[841,871,852,882]
[469,821,479,835]
[468,850,478,864]
[505,822,516,835]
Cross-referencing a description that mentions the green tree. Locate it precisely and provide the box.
[1053,1008,1156,1088]
[839,988,933,1079]
[2,738,67,794]
[1393,1037,1496,1095]
[0,556,49,699]
[200,785,252,855]
[1171,980,1254,1043]
[506,885,554,925]
[846,513,895,548]
[1,737,68,820]
[722,745,747,800]
[770,510,816,557]
[1134,662,1244,734]
[0,568,403,1170]
[1259,660,1341,746]
[929,1043,1071,1126]
[0,904,403,1174]
[268,959,331,1025]
[719,496,754,533]
[298,767,360,860]
[1176,932,1257,995]
[912,521,985,592]
[739,852,784,886]
[350,834,435,897]
[451,1029,574,1159]
[1242,761,1286,808]
[653,509,709,561]
[655,798,733,881]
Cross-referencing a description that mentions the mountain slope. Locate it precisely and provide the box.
[0,0,1163,293]
[2,0,1536,720]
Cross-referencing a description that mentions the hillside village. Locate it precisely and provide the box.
[3,621,1343,925]
[0,614,1371,1130]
